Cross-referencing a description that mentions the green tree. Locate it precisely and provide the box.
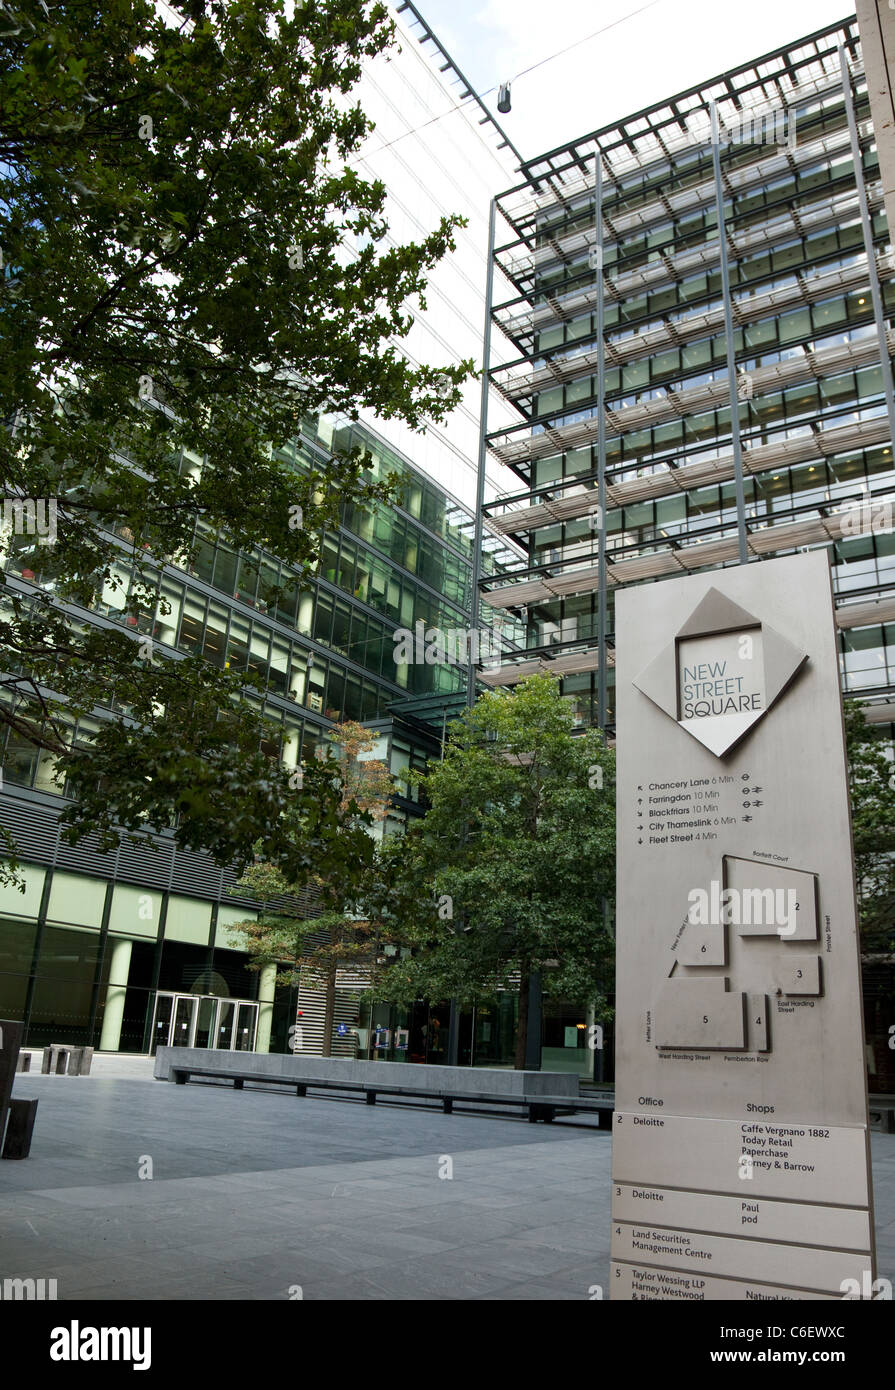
[232,720,394,1055]
[845,700,895,954]
[0,0,470,875]
[376,675,616,1068]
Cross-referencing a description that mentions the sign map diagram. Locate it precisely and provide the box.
[656,854,822,1053]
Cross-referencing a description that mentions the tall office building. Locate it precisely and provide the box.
[0,414,523,1056]
[476,15,895,1088]
[0,4,523,1059]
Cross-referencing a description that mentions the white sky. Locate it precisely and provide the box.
[411,0,856,160]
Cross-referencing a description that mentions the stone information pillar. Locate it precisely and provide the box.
[610,551,877,1300]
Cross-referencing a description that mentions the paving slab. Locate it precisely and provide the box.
[0,1073,891,1300]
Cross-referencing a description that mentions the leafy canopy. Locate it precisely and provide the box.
[845,701,895,955]
[376,675,617,1016]
[0,0,470,873]
[231,721,396,1015]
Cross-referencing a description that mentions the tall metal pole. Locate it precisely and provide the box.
[594,147,608,732]
[839,47,895,430]
[450,198,498,1069]
[595,148,611,1079]
[467,197,497,710]
[710,101,749,566]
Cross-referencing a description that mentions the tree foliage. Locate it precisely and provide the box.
[231,720,395,1053]
[375,675,616,1066]
[0,0,470,873]
[845,700,895,955]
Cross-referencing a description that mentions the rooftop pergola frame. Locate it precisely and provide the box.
[394,0,525,167]
[495,15,861,247]
[489,18,867,402]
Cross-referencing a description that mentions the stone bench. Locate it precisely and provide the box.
[155,1047,579,1094]
[154,1047,582,1121]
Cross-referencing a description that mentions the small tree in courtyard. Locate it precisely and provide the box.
[232,721,394,1055]
[845,701,895,955]
[375,675,616,1068]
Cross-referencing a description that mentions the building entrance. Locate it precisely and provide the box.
[150,992,258,1054]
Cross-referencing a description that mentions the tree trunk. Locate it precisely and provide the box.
[515,965,530,1070]
[321,962,336,1058]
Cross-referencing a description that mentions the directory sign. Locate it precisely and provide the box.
[610,552,876,1300]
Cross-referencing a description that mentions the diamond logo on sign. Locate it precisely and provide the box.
[632,588,807,757]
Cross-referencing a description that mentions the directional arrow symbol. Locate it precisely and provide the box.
[743,815,753,821]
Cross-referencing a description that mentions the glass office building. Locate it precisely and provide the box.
[0,414,519,1056]
[478,16,895,1088]
[0,0,528,1061]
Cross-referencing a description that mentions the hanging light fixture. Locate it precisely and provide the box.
[497,81,512,114]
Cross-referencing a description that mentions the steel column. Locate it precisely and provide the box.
[839,46,895,433]
[595,147,609,731]
[710,101,749,566]
[468,197,497,710]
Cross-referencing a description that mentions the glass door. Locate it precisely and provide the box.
[152,992,259,1051]
[234,1002,257,1052]
[150,993,174,1055]
[172,995,197,1047]
[194,997,217,1049]
[216,1001,235,1050]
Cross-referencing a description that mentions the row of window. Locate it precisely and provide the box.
[529,447,895,563]
[533,263,889,392]
[522,323,892,495]
[534,291,878,424]
[537,179,868,314]
[529,371,886,496]
[518,528,895,652]
[530,86,861,241]
[534,95,869,256]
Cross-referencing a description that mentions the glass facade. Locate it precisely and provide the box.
[0,415,518,805]
[484,17,895,739]
[0,1,529,1062]
[0,864,298,1054]
[0,412,522,1052]
[481,16,895,1083]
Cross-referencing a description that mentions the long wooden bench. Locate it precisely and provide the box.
[170,1063,613,1124]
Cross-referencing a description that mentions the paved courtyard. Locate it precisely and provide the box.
[2,1071,894,1300]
